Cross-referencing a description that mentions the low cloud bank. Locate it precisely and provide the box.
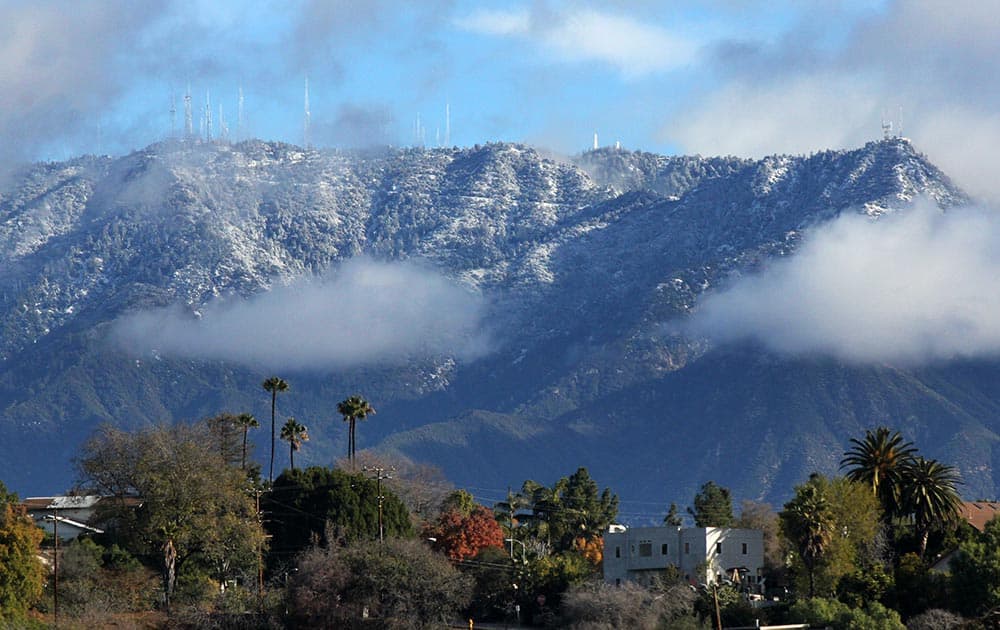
[686,202,1000,364]
[111,258,491,371]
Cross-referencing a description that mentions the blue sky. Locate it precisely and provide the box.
[4,1,1000,196]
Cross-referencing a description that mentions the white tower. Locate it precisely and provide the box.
[205,90,213,141]
[593,131,598,151]
[445,102,451,146]
[169,91,176,136]
[237,85,245,141]
[303,76,311,148]
[184,84,193,138]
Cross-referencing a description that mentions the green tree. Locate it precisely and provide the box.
[203,412,244,468]
[900,457,962,558]
[736,501,785,586]
[663,502,684,526]
[337,395,375,466]
[279,417,309,471]
[263,467,413,561]
[262,376,289,483]
[781,481,833,598]
[0,481,43,619]
[77,423,266,609]
[235,412,259,471]
[520,468,619,554]
[841,427,916,520]
[288,537,471,629]
[688,481,734,527]
[949,515,1000,616]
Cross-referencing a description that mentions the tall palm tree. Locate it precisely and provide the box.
[840,426,917,520]
[280,417,309,472]
[262,376,289,482]
[902,457,962,558]
[236,413,259,471]
[337,395,375,466]
[781,483,833,598]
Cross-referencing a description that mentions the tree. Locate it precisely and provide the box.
[663,502,684,526]
[424,504,505,561]
[688,481,734,527]
[736,501,784,585]
[345,450,453,524]
[279,417,309,471]
[0,481,43,619]
[263,467,413,561]
[948,516,1000,616]
[204,412,244,468]
[900,457,962,558]
[562,579,699,629]
[288,536,471,629]
[786,597,904,630]
[235,412,259,471]
[337,395,375,466]
[262,376,289,483]
[77,423,266,609]
[840,426,916,520]
[781,474,882,599]
[781,481,833,598]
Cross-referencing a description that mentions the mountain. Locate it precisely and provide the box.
[0,136,989,517]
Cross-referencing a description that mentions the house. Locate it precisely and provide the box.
[22,495,141,540]
[603,525,765,590]
[930,501,1000,574]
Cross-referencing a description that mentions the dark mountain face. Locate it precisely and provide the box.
[0,136,986,515]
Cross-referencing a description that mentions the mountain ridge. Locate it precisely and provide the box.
[0,136,984,512]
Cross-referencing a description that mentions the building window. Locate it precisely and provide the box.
[742,543,748,555]
[716,542,722,554]
[661,543,669,555]
[639,542,652,557]
[684,542,690,554]
[615,546,620,558]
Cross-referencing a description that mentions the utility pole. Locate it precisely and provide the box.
[50,513,59,625]
[364,466,394,543]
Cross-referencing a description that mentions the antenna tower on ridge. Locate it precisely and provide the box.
[205,90,213,141]
[303,76,311,148]
[445,102,451,146]
[169,91,177,136]
[593,131,598,151]
[184,84,193,138]
[238,85,245,141]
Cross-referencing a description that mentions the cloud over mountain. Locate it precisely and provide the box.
[687,202,1000,364]
[111,258,491,371]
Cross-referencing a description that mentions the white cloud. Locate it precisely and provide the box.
[666,2,1000,199]
[686,202,1000,364]
[111,258,492,370]
[455,7,697,77]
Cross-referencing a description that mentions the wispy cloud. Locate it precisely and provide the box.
[455,7,698,78]
[667,2,1000,199]
[111,258,492,371]
[686,201,1000,364]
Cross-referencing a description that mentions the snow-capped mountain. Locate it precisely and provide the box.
[0,136,987,510]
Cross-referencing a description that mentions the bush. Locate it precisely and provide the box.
[787,597,905,630]
[561,580,700,629]
[905,608,967,630]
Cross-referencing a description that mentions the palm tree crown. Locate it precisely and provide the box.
[840,426,917,519]
[280,417,309,471]
[337,395,375,465]
[902,456,962,557]
[236,412,259,471]
[262,376,289,483]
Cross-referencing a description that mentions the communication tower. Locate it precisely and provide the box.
[303,76,311,148]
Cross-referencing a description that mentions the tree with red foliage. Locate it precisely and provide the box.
[425,505,505,561]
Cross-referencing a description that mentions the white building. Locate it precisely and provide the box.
[603,525,764,590]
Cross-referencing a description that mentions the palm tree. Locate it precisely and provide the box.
[840,426,917,520]
[236,413,259,471]
[262,376,289,482]
[280,417,309,471]
[781,483,833,598]
[337,395,375,466]
[901,457,962,558]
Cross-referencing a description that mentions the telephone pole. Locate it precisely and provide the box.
[364,466,394,543]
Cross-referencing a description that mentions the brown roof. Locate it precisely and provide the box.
[959,501,1000,532]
